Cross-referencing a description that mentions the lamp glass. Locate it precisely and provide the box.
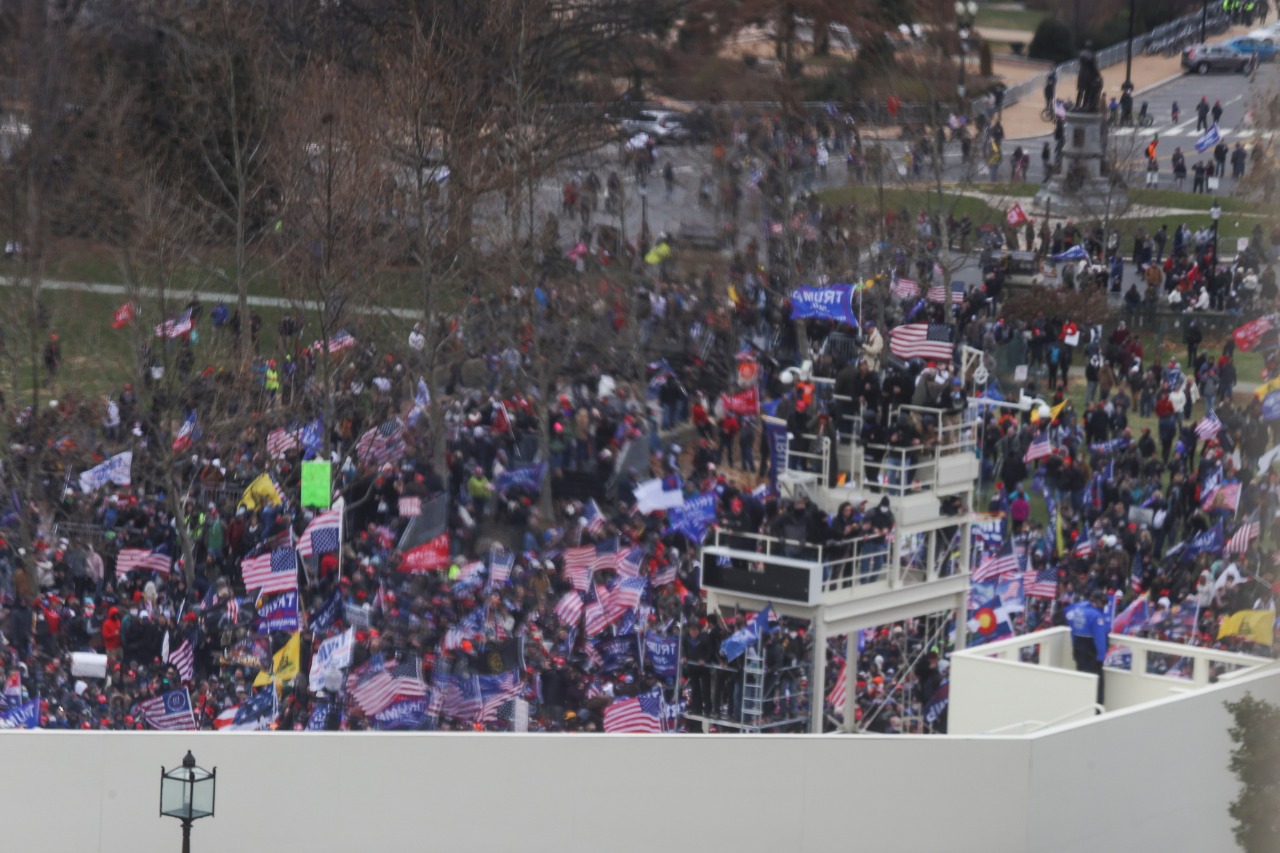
[967,1,978,15]
[954,1,964,15]
[188,767,215,820]
[160,769,190,820]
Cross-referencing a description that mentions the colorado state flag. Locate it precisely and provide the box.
[968,596,1013,644]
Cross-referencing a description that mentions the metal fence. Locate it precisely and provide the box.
[994,10,1232,113]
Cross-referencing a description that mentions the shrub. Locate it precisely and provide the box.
[1028,18,1076,64]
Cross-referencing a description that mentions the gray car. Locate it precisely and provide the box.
[1181,43,1252,74]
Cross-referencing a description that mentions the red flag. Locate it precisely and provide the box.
[400,533,451,572]
[721,386,760,416]
[1233,316,1275,352]
[1005,203,1029,227]
[886,96,901,116]
[112,302,135,329]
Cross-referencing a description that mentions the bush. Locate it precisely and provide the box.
[1028,18,1076,64]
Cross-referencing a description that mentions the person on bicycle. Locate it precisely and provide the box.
[1044,70,1057,112]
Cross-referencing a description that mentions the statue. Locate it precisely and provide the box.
[1074,42,1102,113]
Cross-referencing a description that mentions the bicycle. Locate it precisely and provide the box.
[1041,99,1068,122]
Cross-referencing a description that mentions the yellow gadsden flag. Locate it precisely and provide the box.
[239,473,283,511]
[1048,400,1068,422]
[253,632,301,689]
[1216,610,1275,647]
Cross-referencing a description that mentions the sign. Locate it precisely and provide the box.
[300,461,332,509]
[763,415,789,493]
[1233,316,1275,352]
[401,532,451,572]
[788,285,858,327]
[373,698,426,731]
[70,652,108,679]
[1014,365,1028,383]
[593,634,640,673]
[255,590,300,635]
[79,451,132,493]
[308,628,354,691]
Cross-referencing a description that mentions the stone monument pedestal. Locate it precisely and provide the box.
[1034,111,1127,215]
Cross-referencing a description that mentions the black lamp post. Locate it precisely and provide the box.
[160,751,216,853]
[1209,199,1221,260]
[1123,0,1137,91]
[1201,0,1209,44]
[955,1,979,105]
[639,184,649,240]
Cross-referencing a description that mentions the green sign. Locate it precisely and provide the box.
[301,461,332,509]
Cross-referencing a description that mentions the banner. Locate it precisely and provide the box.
[763,415,788,492]
[0,700,38,729]
[1233,316,1275,352]
[721,386,760,416]
[666,493,718,544]
[495,462,547,496]
[300,462,332,509]
[254,590,300,635]
[401,532,451,572]
[788,285,858,327]
[593,634,640,673]
[643,634,679,678]
[78,451,132,493]
[373,698,427,730]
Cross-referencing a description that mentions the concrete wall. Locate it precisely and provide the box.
[2,665,1277,853]
[950,653,1097,734]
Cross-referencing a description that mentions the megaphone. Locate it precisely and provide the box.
[780,359,813,386]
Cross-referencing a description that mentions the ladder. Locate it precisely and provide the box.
[741,647,766,731]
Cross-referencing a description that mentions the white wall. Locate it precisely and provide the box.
[950,653,1098,735]
[1,665,1277,853]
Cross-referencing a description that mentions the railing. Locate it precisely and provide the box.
[856,404,979,495]
[707,527,899,592]
[782,433,832,487]
[52,521,112,546]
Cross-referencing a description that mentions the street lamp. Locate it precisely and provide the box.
[1123,0,1137,94]
[639,184,649,241]
[1209,199,1221,259]
[955,1,978,104]
[160,751,216,853]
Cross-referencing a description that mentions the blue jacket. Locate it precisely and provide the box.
[1065,601,1109,662]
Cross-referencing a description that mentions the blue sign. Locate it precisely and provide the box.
[593,634,640,673]
[763,416,788,493]
[789,285,859,327]
[256,590,300,635]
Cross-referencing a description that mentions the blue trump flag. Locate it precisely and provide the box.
[496,462,547,496]
[666,493,717,544]
[1052,245,1088,262]
[593,634,641,673]
[308,588,343,633]
[373,698,427,731]
[644,634,680,678]
[789,285,858,327]
[721,605,774,662]
[255,590,300,635]
[763,416,788,492]
[0,699,38,729]
[1169,521,1224,561]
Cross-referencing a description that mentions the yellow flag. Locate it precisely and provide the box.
[1049,400,1068,422]
[728,284,740,304]
[254,631,302,689]
[1216,610,1275,646]
[1255,376,1280,400]
[239,473,283,511]
[1055,506,1064,556]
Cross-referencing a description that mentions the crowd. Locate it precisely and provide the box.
[0,116,1277,737]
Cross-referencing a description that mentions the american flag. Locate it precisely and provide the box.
[564,546,595,591]
[266,427,300,458]
[354,418,406,467]
[1226,514,1260,555]
[926,283,948,303]
[614,546,645,578]
[604,576,647,622]
[296,507,342,558]
[891,277,919,300]
[1022,567,1059,598]
[584,592,611,637]
[555,591,584,626]
[242,546,299,595]
[1195,413,1222,442]
[488,546,514,587]
[314,330,356,354]
[950,282,965,304]
[226,596,240,624]
[603,690,663,733]
[972,541,1019,582]
[138,689,197,731]
[652,560,677,588]
[826,659,847,712]
[592,538,619,572]
[1073,527,1094,558]
[888,323,954,361]
[348,656,426,717]
[434,672,482,722]
[478,671,522,723]
[154,309,193,339]
[116,548,172,576]
[171,412,199,452]
[167,636,195,684]
[1023,432,1053,464]
[582,499,606,535]
[398,496,422,517]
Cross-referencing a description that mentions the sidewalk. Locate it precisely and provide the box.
[1000,24,1258,140]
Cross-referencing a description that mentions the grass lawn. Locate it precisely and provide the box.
[975,6,1047,33]
[1127,188,1273,215]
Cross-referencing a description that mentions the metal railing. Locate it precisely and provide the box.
[708,527,898,590]
[857,404,979,495]
[782,433,832,486]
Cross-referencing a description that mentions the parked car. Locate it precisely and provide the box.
[1221,36,1279,61]
[1181,43,1253,74]
[618,110,690,144]
[1246,23,1280,45]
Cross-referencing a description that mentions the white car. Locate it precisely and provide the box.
[619,110,689,144]
[1248,23,1280,45]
